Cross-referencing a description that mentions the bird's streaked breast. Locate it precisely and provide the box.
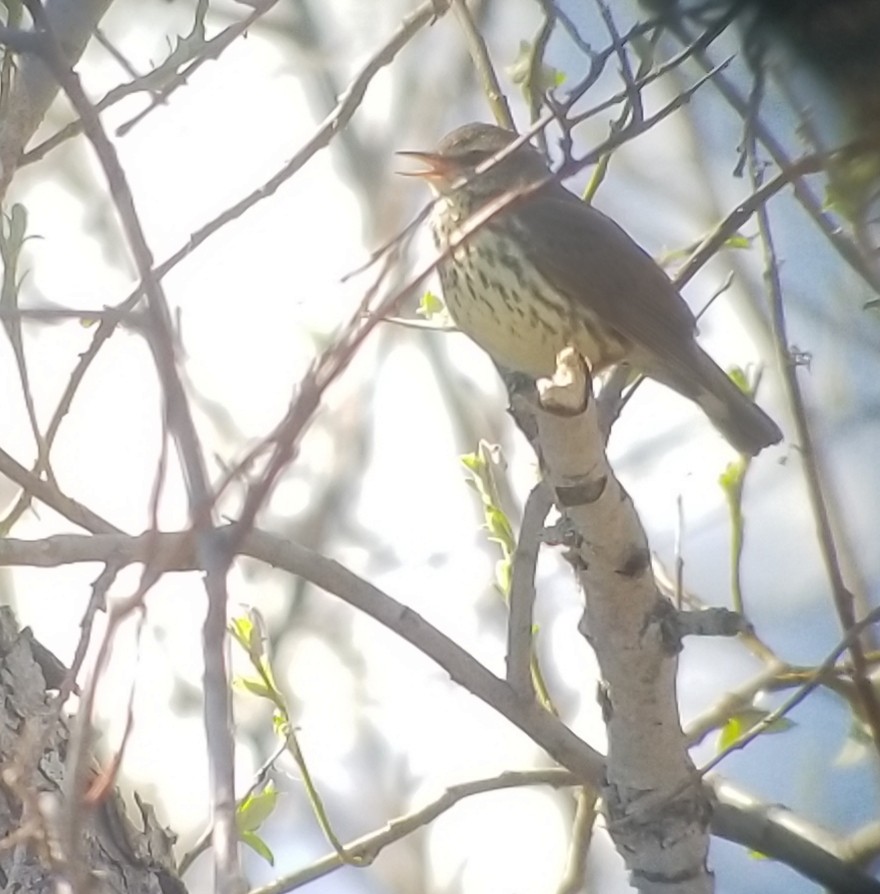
[431,199,627,377]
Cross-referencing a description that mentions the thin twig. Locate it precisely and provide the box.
[667,17,880,294]
[507,480,553,699]
[26,0,449,500]
[251,769,577,894]
[596,0,643,128]
[115,0,277,138]
[93,26,144,82]
[52,562,120,708]
[451,0,514,128]
[746,132,880,752]
[556,786,599,894]
[23,1,240,886]
[0,446,121,534]
[675,153,826,289]
[699,606,880,776]
[178,738,288,877]
[20,1,279,165]
[524,0,557,154]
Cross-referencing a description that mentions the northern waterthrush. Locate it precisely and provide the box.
[399,123,782,456]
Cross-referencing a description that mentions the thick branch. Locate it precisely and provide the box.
[532,349,711,894]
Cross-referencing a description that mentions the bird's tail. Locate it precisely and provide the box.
[650,347,783,456]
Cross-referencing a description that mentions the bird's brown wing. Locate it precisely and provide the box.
[504,184,699,373]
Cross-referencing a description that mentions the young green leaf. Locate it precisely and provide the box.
[241,831,275,866]
[418,290,446,320]
[237,784,279,833]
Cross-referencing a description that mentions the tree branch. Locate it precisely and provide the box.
[0,0,115,196]
[530,348,711,894]
[0,526,877,891]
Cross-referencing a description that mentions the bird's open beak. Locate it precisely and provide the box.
[395,150,454,179]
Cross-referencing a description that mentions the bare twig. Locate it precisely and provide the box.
[745,128,880,751]
[0,446,121,535]
[507,480,553,699]
[115,0,277,138]
[23,1,240,886]
[0,525,607,781]
[523,0,557,154]
[699,606,880,776]
[595,0,643,128]
[20,0,449,515]
[250,769,577,894]
[60,563,120,707]
[452,0,514,128]
[21,0,280,165]
[556,786,599,894]
[667,18,880,294]
[674,151,827,289]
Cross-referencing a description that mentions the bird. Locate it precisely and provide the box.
[398,122,783,456]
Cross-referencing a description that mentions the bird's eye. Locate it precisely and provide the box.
[455,150,492,166]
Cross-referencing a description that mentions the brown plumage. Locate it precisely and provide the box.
[400,123,783,456]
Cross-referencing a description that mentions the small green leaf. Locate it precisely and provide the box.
[273,711,291,736]
[0,204,30,291]
[460,441,517,595]
[485,505,514,546]
[835,722,873,766]
[495,557,512,595]
[723,234,751,250]
[718,457,746,494]
[418,290,446,319]
[726,366,751,395]
[228,615,254,650]
[233,676,274,701]
[237,783,279,832]
[241,830,275,865]
[762,715,795,735]
[229,609,269,665]
[717,714,745,751]
[847,717,873,746]
[460,451,482,474]
[717,708,795,752]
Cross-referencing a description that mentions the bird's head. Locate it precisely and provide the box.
[398,123,549,202]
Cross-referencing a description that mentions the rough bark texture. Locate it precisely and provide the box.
[533,350,712,894]
[0,606,185,893]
